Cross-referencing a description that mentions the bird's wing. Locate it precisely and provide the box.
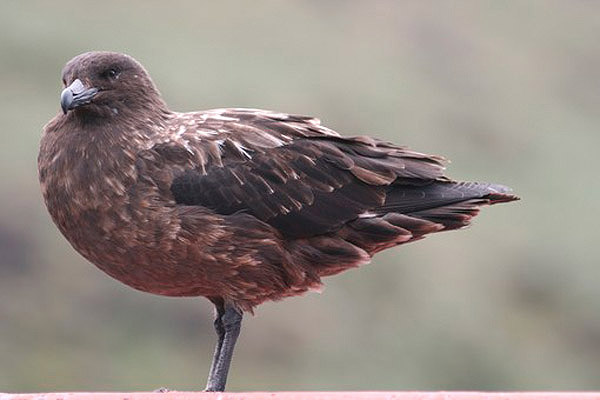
[166,109,447,239]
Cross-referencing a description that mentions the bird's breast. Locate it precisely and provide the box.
[38,132,229,297]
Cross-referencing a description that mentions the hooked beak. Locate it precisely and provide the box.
[60,79,99,114]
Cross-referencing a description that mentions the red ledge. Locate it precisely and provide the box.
[2,393,600,400]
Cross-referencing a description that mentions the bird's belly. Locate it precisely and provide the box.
[44,184,216,297]
[42,178,321,308]
[69,222,219,298]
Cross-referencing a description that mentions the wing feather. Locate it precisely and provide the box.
[168,109,447,239]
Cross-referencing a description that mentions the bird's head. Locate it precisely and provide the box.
[59,51,168,121]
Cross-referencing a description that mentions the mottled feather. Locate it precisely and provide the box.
[39,52,518,312]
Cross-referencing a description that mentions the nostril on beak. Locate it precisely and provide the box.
[59,78,98,114]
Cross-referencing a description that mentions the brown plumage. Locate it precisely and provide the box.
[38,51,519,391]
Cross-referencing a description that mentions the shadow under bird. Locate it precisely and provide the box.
[38,51,519,391]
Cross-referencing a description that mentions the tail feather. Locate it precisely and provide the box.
[338,181,518,255]
[378,181,518,213]
[408,198,487,230]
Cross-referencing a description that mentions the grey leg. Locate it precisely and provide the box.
[205,300,226,389]
[204,302,243,392]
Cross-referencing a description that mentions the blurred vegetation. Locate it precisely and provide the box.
[1,0,599,392]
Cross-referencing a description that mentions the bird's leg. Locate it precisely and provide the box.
[205,300,226,390]
[204,303,243,392]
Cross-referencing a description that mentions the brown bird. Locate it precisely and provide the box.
[38,51,518,391]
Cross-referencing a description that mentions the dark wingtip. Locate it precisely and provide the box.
[485,184,520,204]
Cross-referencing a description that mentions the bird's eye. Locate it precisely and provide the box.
[102,68,120,80]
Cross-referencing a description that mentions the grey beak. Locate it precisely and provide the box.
[60,79,99,114]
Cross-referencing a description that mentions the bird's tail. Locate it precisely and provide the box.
[384,181,518,230]
[337,181,519,256]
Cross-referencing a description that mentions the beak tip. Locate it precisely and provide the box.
[60,87,73,115]
[59,79,97,115]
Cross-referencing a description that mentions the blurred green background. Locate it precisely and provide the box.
[1,0,599,393]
